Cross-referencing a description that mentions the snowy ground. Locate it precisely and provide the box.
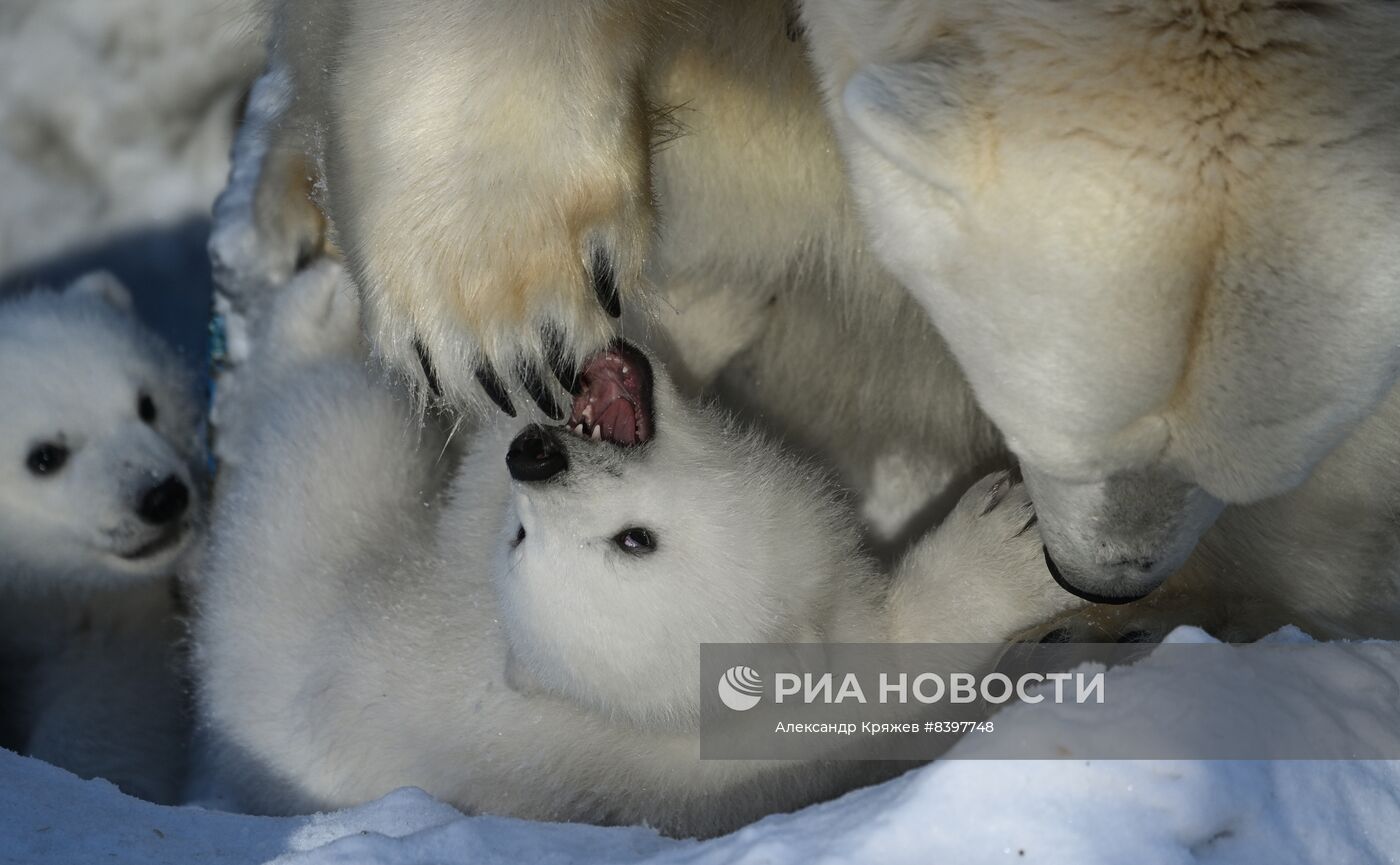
[6,628,1400,865]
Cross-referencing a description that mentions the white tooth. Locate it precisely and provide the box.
[573,424,584,436]
[622,366,629,374]
[592,426,602,441]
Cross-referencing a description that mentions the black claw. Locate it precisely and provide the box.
[541,325,580,393]
[1015,512,1039,537]
[414,338,442,398]
[523,364,564,420]
[980,472,1011,516]
[475,364,517,417]
[1038,627,1073,645]
[591,247,621,319]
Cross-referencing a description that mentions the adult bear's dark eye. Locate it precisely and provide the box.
[138,392,157,424]
[613,527,656,555]
[26,443,69,477]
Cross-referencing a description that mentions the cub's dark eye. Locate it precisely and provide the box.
[513,524,526,548]
[138,393,157,424]
[613,527,656,555]
[26,443,69,477]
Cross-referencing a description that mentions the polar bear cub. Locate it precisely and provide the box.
[0,273,203,803]
[194,270,1077,837]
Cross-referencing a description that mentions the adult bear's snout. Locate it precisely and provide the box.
[1023,463,1225,605]
[507,424,569,482]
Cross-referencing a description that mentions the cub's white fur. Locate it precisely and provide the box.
[242,0,1400,620]
[0,274,202,803]
[194,269,1075,836]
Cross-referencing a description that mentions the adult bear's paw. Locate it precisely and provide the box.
[342,163,652,419]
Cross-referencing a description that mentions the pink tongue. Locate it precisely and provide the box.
[597,399,638,446]
[569,348,651,445]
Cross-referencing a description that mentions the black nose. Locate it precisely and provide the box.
[137,476,190,525]
[507,424,568,482]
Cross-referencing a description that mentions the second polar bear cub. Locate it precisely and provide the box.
[195,271,1077,837]
[0,274,202,804]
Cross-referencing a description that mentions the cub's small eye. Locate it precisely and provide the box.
[138,393,157,424]
[513,524,526,548]
[613,527,656,555]
[26,443,69,477]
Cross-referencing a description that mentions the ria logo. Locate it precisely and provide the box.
[718,665,763,711]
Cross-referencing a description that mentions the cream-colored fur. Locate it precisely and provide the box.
[249,0,1000,543]
[193,268,1075,835]
[244,0,1400,621]
[1048,381,1400,643]
[807,0,1400,598]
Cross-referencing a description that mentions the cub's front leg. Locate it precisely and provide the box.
[273,0,664,412]
[890,471,1086,644]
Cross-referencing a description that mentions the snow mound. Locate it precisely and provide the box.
[6,627,1400,865]
[0,0,261,272]
[0,0,261,360]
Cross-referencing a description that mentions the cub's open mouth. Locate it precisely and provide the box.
[564,341,653,447]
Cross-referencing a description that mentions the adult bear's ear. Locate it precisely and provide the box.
[841,57,978,208]
[65,270,135,313]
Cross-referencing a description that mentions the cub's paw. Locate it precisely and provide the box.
[260,260,364,368]
[1031,619,1170,645]
[943,469,1043,567]
[1027,591,1229,646]
[930,470,1090,635]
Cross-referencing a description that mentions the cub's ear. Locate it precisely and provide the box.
[841,58,976,205]
[65,271,135,313]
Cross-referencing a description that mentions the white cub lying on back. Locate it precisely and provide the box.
[194,270,1078,837]
[0,274,203,804]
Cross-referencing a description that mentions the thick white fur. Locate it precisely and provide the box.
[0,275,202,803]
[194,269,1076,836]
[805,0,1400,595]
[249,0,1400,603]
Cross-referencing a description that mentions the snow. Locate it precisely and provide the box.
[0,0,261,360]
[206,61,296,458]
[208,61,296,341]
[5,628,1400,865]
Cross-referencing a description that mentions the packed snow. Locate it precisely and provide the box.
[5,627,1400,865]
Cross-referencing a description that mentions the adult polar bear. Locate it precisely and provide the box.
[806,0,1400,602]
[247,0,1400,604]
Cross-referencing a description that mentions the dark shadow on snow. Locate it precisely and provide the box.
[0,216,215,366]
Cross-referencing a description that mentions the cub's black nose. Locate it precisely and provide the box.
[507,424,568,482]
[137,475,189,525]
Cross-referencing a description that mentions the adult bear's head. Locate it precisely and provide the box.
[806,0,1400,600]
